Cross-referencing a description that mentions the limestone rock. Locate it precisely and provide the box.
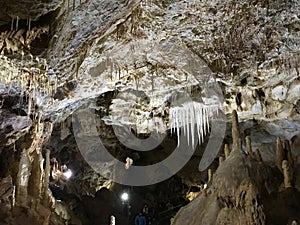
[4,0,62,21]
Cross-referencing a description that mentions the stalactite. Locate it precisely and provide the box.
[276,137,284,172]
[11,17,14,31]
[16,149,30,206]
[43,149,51,206]
[246,136,253,157]
[232,110,241,151]
[28,19,31,31]
[16,16,19,31]
[224,143,231,159]
[284,140,294,167]
[169,101,220,147]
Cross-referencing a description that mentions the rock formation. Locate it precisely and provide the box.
[173,111,300,225]
[0,0,299,224]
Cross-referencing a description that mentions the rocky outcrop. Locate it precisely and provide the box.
[4,0,62,21]
[0,115,72,225]
[173,111,300,225]
[0,110,31,153]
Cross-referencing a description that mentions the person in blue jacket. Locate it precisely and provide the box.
[135,212,146,225]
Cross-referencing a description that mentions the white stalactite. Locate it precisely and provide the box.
[16,16,19,31]
[169,102,220,147]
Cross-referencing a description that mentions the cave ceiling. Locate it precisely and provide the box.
[0,0,299,192]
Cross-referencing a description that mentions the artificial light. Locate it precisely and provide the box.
[121,192,129,201]
[63,169,72,179]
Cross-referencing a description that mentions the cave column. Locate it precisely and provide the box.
[28,151,44,199]
[27,121,45,200]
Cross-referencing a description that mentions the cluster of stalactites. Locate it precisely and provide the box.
[169,101,220,147]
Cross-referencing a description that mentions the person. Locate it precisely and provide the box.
[170,216,174,225]
[142,204,149,224]
[135,212,146,225]
[142,204,149,216]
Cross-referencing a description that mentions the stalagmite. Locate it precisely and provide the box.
[232,110,241,152]
[246,136,253,157]
[282,160,293,188]
[219,156,224,165]
[254,148,263,162]
[224,143,231,159]
[16,149,30,206]
[276,137,285,172]
[28,151,44,199]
